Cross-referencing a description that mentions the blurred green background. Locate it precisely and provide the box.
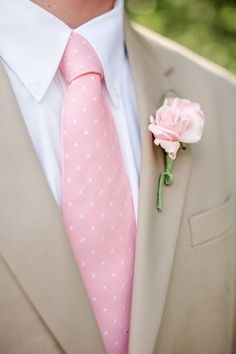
[126,0,236,74]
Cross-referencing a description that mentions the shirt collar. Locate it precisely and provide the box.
[0,0,124,106]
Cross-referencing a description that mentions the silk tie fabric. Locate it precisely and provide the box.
[60,32,136,354]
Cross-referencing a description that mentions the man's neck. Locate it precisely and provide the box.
[31,0,116,28]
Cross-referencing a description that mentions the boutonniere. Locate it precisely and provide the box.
[148,97,205,211]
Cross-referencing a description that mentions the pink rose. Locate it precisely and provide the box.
[148,97,205,159]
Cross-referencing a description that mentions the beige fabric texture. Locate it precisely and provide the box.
[0,20,236,354]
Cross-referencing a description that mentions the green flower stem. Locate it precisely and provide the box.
[157,154,175,211]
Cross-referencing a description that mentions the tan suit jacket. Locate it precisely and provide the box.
[0,20,236,354]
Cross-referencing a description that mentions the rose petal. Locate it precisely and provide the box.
[180,112,204,143]
[159,140,180,160]
[149,124,180,141]
[156,106,181,126]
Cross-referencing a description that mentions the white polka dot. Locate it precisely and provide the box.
[72,98,76,103]
[83,107,87,112]
[67,177,71,183]
[104,331,108,336]
[103,308,108,312]
[69,226,73,231]
[88,177,92,183]
[73,119,77,124]
[91,226,96,231]
[86,154,91,159]
[92,273,96,279]
[93,97,97,102]
[112,272,116,278]
[80,238,85,243]
[84,130,89,135]
[114,342,118,347]
[74,142,79,147]
[80,213,84,219]
[100,213,105,219]
[81,262,85,267]
[78,189,83,195]
[101,261,105,266]
[92,297,97,302]
[90,201,95,207]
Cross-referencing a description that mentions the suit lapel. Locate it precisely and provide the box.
[0,63,106,354]
[125,22,192,354]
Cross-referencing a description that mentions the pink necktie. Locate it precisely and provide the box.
[60,32,136,354]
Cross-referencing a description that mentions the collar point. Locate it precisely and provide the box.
[28,81,50,102]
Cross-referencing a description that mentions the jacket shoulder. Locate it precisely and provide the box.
[129,21,236,89]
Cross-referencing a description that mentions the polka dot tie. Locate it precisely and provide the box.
[60,32,136,354]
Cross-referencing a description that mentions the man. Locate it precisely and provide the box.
[0,0,235,353]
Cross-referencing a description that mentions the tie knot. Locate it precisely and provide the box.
[60,32,103,84]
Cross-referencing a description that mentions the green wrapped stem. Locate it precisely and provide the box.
[157,154,175,211]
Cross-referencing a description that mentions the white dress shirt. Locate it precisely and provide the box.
[0,0,141,217]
